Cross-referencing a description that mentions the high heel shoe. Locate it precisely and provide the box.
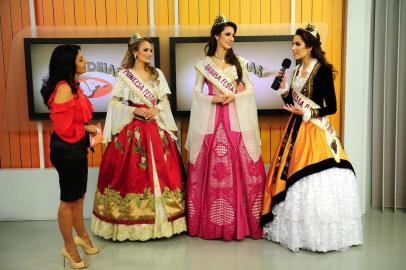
[74,236,99,255]
[61,247,88,269]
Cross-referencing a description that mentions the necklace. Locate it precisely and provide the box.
[213,54,225,63]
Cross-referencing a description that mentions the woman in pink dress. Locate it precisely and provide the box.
[185,16,266,240]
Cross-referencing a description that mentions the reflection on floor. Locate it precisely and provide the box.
[0,208,404,270]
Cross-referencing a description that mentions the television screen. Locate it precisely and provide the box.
[24,37,160,119]
[169,36,294,115]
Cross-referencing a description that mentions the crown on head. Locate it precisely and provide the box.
[129,32,143,46]
[213,15,229,26]
[303,24,318,38]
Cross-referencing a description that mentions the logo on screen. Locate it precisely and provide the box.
[246,62,264,78]
[78,77,112,98]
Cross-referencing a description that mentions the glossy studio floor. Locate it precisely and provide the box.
[0,208,404,270]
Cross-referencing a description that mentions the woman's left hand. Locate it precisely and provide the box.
[222,94,235,105]
[84,124,99,134]
[283,104,304,116]
[144,107,159,120]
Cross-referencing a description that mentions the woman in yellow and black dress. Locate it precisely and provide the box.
[260,25,363,252]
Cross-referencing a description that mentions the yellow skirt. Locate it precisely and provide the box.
[260,115,354,225]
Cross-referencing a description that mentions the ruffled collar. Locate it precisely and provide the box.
[292,58,318,92]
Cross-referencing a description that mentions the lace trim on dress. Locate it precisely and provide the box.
[91,214,186,241]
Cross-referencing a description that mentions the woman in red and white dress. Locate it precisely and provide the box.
[92,34,186,241]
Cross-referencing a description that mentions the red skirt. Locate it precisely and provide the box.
[92,112,186,241]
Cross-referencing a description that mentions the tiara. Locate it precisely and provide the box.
[213,15,229,26]
[303,24,318,38]
[129,32,143,46]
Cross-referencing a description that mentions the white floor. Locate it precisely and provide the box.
[0,208,404,270]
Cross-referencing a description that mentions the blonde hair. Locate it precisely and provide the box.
[121,37,159,80]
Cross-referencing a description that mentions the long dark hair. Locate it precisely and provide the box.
[204,21,243,82]
[40,44,81,108]
[295,26,336,76]
[121,37,159,80]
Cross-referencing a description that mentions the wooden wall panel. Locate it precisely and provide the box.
[229,0,240,23]
[251,0,261,24]
[188,0,199,24]
[270,0,281,23]
[240,0,250,24]
[0,0,345,168]
[168,0,175,25]
[0,0,12,168]
[75,0,87,26]
[199,0,210,25]
[106,0,117,26]
[21,0,32,27]
[280,0,291,22]
[209,0,220,23]
[312,0,323,22]
[84,0,97,26]
[127,0,138,26]
[116,0,128,26]
[23,1,39,168]
[155,0,170,25]
[331,0,343,132]
[95,0,107,26]
[295,0,302,23]
[137,0,149,25]
[0,0,35,168]
[260,0,271,24]
[64,0,76,26]
[53,0,65,26]
[179,0,189,25]
[8,0,24,168]
[219,0,230,19]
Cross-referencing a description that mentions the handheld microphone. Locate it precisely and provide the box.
[271,58,292,90]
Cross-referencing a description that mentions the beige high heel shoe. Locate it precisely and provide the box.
[74,236,99,255]
[61,247,88,269]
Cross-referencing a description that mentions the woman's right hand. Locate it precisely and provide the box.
[212,95,227,104]
[277,70,287,90]
[133,107,148,118]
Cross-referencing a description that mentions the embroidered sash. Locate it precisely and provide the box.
[117,69,157,108]
[292,89,341,162]
[195,57,237,96]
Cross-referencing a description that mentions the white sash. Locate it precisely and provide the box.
[292,89,342,162]
[195,57,237,96]
[118,69,158,108]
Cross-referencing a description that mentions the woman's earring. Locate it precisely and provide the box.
[135,56,138,63]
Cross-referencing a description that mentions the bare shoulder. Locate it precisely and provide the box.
[54,83,73,104]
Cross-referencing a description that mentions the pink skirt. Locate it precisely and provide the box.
[187,105,266,240]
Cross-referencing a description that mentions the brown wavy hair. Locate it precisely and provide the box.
[204,21,243,82]
[121,37,159,80]
[295,25,336,77]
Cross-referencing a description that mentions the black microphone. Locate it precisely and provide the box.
[271,58,292,90]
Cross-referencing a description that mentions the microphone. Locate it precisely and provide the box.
[271,58,292,90]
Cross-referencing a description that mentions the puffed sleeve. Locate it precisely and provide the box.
[102,75,136,144]
[154,68,178,139]
[185,70,216,163]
